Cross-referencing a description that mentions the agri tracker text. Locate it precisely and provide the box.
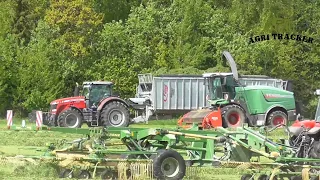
[178,51,296,129]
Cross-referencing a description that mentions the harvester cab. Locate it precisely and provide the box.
[203,72,239,105]
[178,51,296,129]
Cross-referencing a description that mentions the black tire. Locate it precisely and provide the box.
[221,105,246,128]
[58,109,82,128]
[309,141,320,159]
[241,174,253,180]
[101,101,130,127]
[152,149,186,180]
[59,169,74,178]
[101,169,116,180]
[78,170,91,179]
[267,110,287,127]
[258,174,268,180]
[290,176,302,180]
[259,175,277,180]
[267,176,278,180]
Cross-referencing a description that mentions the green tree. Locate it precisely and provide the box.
[0,35,18,116]
[0,0,17,38]
[15,20,68,113]
[93,0,142,23]
[11,0,48,44]
[44,0,103,57]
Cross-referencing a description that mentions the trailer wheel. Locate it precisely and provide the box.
[59,169,74,178]
[101,101,130,127]
[290,176,302,180]
[101,169,116,180]
[152,149,186,180]
[222,105,245,128]
[258,174,278,180]
[241,174,253,180]
[258,174,268,180]
[78,170,91,179]
[267,110,287,127]
[58,109,82,128]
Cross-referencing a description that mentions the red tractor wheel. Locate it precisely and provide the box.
[58,109,83,128]
[267,111,287,127]
[101,101,130,127]
[221,105,246,128]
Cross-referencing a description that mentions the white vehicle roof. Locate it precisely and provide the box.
[202,72,233,77]
[83,81,113,85]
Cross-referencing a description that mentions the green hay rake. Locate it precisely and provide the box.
[6,124,320,180]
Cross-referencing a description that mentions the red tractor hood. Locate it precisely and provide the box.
[288,119,320,136]
[50,96,85,105]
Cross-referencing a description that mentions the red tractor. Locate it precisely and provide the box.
[32,81,131,128]
[287,89,320,158]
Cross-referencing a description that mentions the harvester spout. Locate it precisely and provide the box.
[222,51,239,81]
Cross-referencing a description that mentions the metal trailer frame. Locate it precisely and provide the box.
[8,123,320,179]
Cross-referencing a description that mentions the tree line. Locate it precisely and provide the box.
[0,0,319,118]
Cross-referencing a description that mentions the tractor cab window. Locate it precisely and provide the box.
[89,84,112,106]
[224,75,238,99]
[210,77,223,100]
[210,75,238,100]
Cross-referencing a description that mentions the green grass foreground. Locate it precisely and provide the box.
[0,118,288,179]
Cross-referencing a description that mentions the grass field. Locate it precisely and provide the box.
[0,118,288,180]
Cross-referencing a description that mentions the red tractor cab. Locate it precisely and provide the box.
[43,81,130,128]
